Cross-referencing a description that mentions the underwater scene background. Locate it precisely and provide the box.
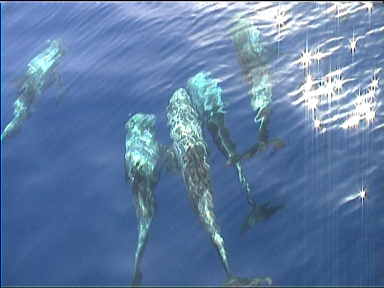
[1,1,383,286]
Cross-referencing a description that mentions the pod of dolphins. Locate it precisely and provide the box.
[1,13,285,287]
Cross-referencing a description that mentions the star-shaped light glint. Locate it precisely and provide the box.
[369,74,379,92]
[333,73,345,94]
[324,75,335,102]
[362,2,373,14]
[299,44,312,70]
[275,6,288,33]
[359,187,367,205]
[349,32,358,55]
[304,73,316,93]
[312,47,325,66]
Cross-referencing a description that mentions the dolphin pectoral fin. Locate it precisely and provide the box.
[224,276,272,287]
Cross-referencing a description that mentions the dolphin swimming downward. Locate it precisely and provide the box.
[167,88,271,286]
[1,39,64,142]
[124,113,162,285]
[230,15,285,163]
[186,72,283,234]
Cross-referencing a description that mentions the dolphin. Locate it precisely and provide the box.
[167,88,270,286]
[1,39,64,142]
[230,15,283,146]
[229,14,286,165]
[124,113,162,286]
[186,72,283,233]
[186,71,254,205]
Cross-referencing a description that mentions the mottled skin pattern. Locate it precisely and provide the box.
[167,89,270,285]
[186,72,253,206]
[167,88,231,276]
[1,40,64,142]
[187,72,283,234]
[124,114,160,285]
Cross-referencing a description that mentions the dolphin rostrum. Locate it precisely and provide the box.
[1,39,64,142]
[167,88,270,285]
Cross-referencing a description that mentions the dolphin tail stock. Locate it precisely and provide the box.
[224,275,272,287]
[184,146,232,278]
[130,177,155,287]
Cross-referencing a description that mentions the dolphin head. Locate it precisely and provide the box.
[125,113,156,135]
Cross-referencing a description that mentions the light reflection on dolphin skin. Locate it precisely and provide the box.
[186,72,254,206]
[186,72,283,230]
[167,88,270,286]
[1,39,64,142]
[124,113,161,286]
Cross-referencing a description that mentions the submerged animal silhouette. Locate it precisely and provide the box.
[124,113,167,285]
[1,39,64,142]
[167,88,271,286]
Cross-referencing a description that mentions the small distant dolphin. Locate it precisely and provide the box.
[1,39,64,142]
[167,88,270,286]
[124,113,162,286]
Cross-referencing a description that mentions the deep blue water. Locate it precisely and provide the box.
[1,2,384,286]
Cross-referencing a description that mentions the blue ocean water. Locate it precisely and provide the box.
[1,1,383,286]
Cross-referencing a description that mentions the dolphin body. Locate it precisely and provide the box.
[1,39,64,142]
[230,15,284,161]
[124,113,162,285]
[186,72,283,232]
[167,88,270,286]
[186,71,254,206]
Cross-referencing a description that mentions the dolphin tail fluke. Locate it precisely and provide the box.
[241,202,284,235]
[131,269,143,286]
[1,117,22,142]
[224,276,272,287]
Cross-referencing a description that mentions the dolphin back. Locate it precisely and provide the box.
[230,15,272,128]
[186,71,225,120]
[124,113,160,286]
[125,113,160,183]
[167,88,231,276]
